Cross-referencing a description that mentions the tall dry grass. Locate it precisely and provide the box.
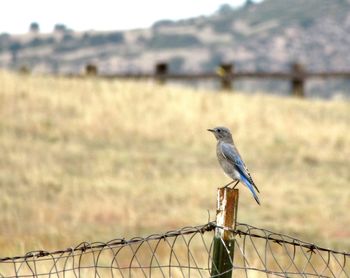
[0,71,349,258]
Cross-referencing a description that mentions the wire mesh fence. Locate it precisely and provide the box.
[0,221,349,278]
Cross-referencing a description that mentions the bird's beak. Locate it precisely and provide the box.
[207,129,215,133]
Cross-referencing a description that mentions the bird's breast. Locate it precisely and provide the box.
[216,144,240,180]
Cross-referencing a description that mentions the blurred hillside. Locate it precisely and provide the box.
[1,0,350,77]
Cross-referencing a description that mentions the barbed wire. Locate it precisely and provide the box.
[0,222,349,277]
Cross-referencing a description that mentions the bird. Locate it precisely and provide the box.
[208,126,261,205]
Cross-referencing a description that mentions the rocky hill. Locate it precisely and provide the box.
[1,0,350,80]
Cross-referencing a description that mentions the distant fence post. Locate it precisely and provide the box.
[218,63,233,91]
[85,64,98,76]
[18,65,30,75]
[211,188,238,277]
[155,63,168,84]
[290,62,305,97]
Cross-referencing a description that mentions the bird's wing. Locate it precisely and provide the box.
[220,143,260,193]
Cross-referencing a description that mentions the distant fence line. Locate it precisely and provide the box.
[78,62,350,97]
[1,188,349,277]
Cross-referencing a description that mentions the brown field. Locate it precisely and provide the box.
[0,70,349,262]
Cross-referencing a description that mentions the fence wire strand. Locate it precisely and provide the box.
[0,222,349,277]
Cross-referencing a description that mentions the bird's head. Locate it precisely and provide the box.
[207,126,233,141]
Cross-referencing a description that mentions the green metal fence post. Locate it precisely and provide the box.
[211,188,239,278]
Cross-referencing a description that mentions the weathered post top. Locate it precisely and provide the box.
[211,187,239,278]
[216,187,239,240]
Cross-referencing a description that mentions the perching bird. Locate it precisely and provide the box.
[208,126,261,205]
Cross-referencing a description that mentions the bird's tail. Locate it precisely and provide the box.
[241,175,261,205]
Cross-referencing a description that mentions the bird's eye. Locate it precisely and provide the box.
[217,129,221,133]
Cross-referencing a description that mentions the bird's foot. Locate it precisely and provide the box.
[222,180,239,189]
[232,180,239,189]
[222,180,234,188]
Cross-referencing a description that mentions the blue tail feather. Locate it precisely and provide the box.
[240,175,261,205]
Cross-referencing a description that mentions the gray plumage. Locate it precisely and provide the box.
[208,126,261,205]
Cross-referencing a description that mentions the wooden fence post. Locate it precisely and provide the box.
[18,65,30,75]
[218,63,233,91]
[155,62,168,84]
[211,188,239,277]
[290,62,305,97]
[85,64,98,76]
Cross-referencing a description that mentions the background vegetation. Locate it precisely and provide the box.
[0,71,349,258]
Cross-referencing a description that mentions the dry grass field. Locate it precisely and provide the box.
[0,70,349,260]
